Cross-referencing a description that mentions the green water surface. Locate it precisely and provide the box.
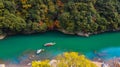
[0,31,120,60]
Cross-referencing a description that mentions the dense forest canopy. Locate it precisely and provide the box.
[0,0,120,35]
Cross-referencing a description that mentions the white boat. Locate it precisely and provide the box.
[44,42,56,46]
[0,64,5,67]
[36,49,44,54]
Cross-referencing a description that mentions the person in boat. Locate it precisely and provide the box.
[44,42,56,46]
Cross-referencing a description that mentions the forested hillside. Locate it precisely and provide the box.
[0,0,120,35]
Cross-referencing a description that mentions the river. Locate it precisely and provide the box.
[0,31,120,61]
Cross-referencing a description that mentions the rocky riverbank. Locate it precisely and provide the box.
[0,27,120,40]
[57,29,90,37]
[58,28,120,37]
[1,61,102,67]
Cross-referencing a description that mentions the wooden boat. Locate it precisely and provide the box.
[44,42,56,46]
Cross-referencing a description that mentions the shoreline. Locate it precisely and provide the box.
[2,57,120,67]
[1,50,120,67]
[0,28,120,39]
[2,61,102,67]
[3,60,119,67]
[58,28,120,37]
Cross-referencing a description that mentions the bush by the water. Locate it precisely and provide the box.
[0,0,120,34]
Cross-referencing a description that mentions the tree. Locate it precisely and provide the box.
[1,0,120,35]
[58,12,71,29]
[2,10,26,32]
[0,1,4,9]
[66,22,75,32]
[56,52,97,67]
[4,1,16,13]
[32,52,97,67]
[32,60,50,67]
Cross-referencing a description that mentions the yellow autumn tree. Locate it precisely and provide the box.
[56,52,97,67]
[32,60,50,67]
[32,52,97,67]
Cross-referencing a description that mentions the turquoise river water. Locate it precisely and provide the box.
[0,31,120,60]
